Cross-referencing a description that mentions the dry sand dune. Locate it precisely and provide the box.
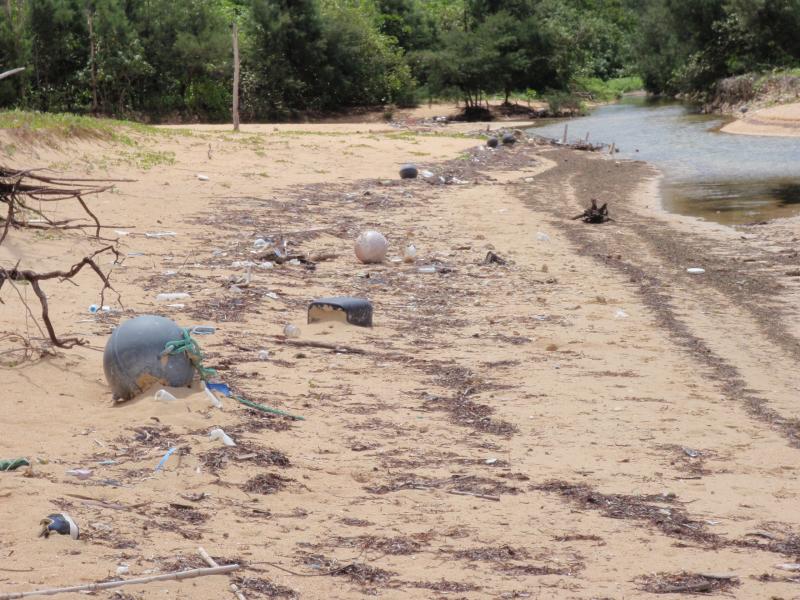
[0,117,799,599]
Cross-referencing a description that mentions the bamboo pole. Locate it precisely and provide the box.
[198,547,246,600]
[0,564,239,599]
[0,67,24,82]
[232,21,240,132]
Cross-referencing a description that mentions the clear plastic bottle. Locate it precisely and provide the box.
[283,323,301,338]
[154,389,177,402]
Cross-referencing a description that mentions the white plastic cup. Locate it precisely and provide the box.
[155,389,177,402]
[209,428,236,447]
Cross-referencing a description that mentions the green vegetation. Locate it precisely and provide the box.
[1,1,798,121]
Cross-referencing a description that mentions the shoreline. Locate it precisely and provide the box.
[719,101,800,137]
[1,124,800,598]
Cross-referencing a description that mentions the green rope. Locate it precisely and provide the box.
[0,458,30,471]
[234,395,305,421]
[162,328,218,381]
[163,329,304,421]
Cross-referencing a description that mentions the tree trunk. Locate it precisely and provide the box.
[232,20,240,132]
[87,9,98,114]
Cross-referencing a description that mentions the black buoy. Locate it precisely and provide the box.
[103,315,195,401]
[502,133,516,145]
[308,297,373,327]
[399,164,418,179]
[487,137,499,148]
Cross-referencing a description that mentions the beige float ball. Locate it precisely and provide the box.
[354,230,388,264]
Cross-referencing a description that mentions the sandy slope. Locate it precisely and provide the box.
[721,102,800,137]
[0,118,799,600]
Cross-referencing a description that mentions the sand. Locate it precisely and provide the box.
[721,101,800,137]
[0,115,799,599]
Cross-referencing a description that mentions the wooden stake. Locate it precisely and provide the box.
[0,564,239,599]
[232,20,240,132]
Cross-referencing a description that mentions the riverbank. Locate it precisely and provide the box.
[1,118,799,598]
[721,102,800,137]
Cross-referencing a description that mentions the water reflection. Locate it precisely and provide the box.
[528,96,800,225]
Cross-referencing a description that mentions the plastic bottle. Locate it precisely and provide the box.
[209,428,236,447]
[403,244,417,263]
[156,292,190,302]
[202,381,223,409]
[154,389,177,402]
[417,265,437,274]
[258,349,270,361]
[283,323,301,339]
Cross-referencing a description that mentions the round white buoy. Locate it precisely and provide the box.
[687,267,706,274]
[354,230,388,264]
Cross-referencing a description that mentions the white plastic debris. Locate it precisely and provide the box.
[116,565,130,576]
[197,174,209,181]
[154,389,177,402]
[284,323,301,338]
[208,428,236,447]
[253,238,268,250]
[258,349,270,361]
[265,292,279,300]
[420,170,434,178]
[403,244,417,263]
[614,309,629,319]
[775,564,800,572]
[417,265,437,274]
[202,381,223,409]
[145,231,177,238]
[66,468,93,480]
[156,292,190,302]
[258,261,274,270]
[687,267,706,274]
[536,231,551,242]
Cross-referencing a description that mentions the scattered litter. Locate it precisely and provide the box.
[265,292,279,300]
[420,169,434,178]
[155,446,178,472]
[203,381,223,409]
[116,564,130,576]
[66,468,93,480]
[197,174,209,181]
[399,164,418,179]
[682,447,701,458]
[163,270,177,276]
[145,231,177,238]
[355,230,388,264]
[231,260,256,268]
[775,564,800,572]
[484,251,507,266]
[127,251,145,257]
[536,231,550,242]
[167,303,185,309]
[417,265,437,274]
[287,258,302,266]
[206,382,232,397]
[0,458,30,471]
[485,458,498,465]
[284,323,301,338]
[114,230,130,236]
[614,309,629,319]
[258,349,270,361]
[156,292,190,302]
[403,244,417,263]
[190,325,216,335]
[572,199,612,223]
[97,459,117,466]
[258,261,274,270]
[308,297,374,328]
[209,428,236,447]
[39,513,79,539]
[253,238,268,250]
[154,389,177,402]
[687,267,706,274]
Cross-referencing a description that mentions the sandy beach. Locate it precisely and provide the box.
[721,101,800,137]
[1,114,800,599]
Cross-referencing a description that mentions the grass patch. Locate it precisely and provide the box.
[0,109,193,145]
[118,149,176,170]
[574,76,644,102]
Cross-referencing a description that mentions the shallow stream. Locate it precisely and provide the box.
[528,96,800,225]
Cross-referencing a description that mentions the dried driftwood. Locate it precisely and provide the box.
[0,167,127,350]
[572,199,612,223]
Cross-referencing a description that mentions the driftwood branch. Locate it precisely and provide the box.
[0,564,240,599]
[572,198,612,223]
[0,246,121,348]
[198,547,247,600]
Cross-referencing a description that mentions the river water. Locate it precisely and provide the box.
[527,95,800,225]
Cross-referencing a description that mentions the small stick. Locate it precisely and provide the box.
[0,564,239,599]
[199,547,246,600]
[270,338,366,355]
[449,490,500,502]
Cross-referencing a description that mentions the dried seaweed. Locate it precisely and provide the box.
[636,572,740,594]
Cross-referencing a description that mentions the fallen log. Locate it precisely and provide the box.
[572,199,612,223]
